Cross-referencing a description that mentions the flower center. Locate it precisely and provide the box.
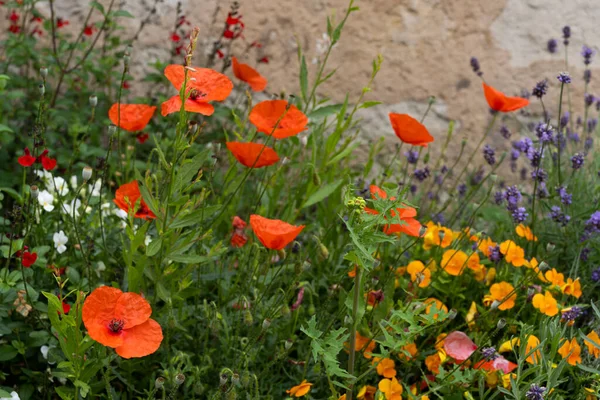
[108,318,125,333]
[189,89,206,100]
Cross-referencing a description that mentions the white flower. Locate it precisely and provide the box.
[40,345,50,359]
[53,230,68,254]
[145,235,152,246]
[35,169,53,185]
[113,208,128,219]
[38,190,55,212]
[96,261,106,277]
[0,391,20,400]
[70,175,78,190]
[89,179,102,197]
[61,199,82,218]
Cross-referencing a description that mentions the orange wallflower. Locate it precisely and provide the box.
[373,357,397,378]
[440,249,468,276]
[425,353,443,374]
[113,181,156,220]
[532,291,559,316]
[108,104,156,132]
[226,142,279,168]
[465,301,478,329]
[286,380,312,397]
[487,282,516,310]
[388,113,434,146]
[357,385,377,400]
[558,338,582,366]
[365,185,422,237]
[515,224,538,241]
[231,56,267,91]
[525,334,541,364]
[249,100,308,139]
[378,377,403,400]
[249,215,304,250]
[477,237,497,257]
[399,342,418,360]
[545,268,565,286]
[423,221,453,249]
[482,82,529,113]
[466,252,483,271]
[161,64,233,116]
[348,331,377,359]
[499,240,526,267]
[406,260,431,287]
[82,286,163,358]
[561,278,582,298]
[424,298,448,319]
[585,331,600,358]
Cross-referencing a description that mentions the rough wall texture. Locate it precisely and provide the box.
[5,0,600,168]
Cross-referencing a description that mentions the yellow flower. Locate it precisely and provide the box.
[485,267,496,286]
[488,282,517,310]
[558,337,582,366]
[499,240,526,267]
[585,331,600,359]
[399,342,418,361]
[441,249,468,276]
[286,380,313,397]
[424,298,448,320]
[532,291,559,316]
[525,335,541,364]
[515,224,538,241]
[406,260,431,287]
[502,373,517,389]
[545,268,565,286]
[378,377,403,400]
[373,357,397,378]
[465,301,478,330]
[357,385,377,400]
[499,338,520,353]
[561,278,582,298]
[423,221,453,250]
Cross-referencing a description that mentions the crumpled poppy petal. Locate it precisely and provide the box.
[444,331,478,361]
[161,95,183,116]
[164,64,233,102]
[82,286,124,348]
[161,95,215,116]
[249,100,308,139]
[388,113,434,147]
[232,56,267,92]
[113,181,156,220]
[115,292,152,329]
[370,184,389,200]
[226,142,280,168]
[482,82,529,112]
[115,318,163,359]
[474,356,517,373]
[249,214,305,250]
[108,104,156,132]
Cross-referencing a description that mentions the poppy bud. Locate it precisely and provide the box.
[89,95,98,107]
[490,174,498,182]
[490,300,500,310]
[262,318,271,330]
[82,166,93,181]
[220,373,229,386]
[538,261,550,271]
[319,243,329,260]
[419,225,427,236]
[30,185,39,199]
[461,138,467,147]
[423,152,430,164]
[438,230,445,241]
[108,125,117,135]
[496,318,506,329]
[312,171,321,186]
[281,305,290,317]
[38,83,45,96]
[240,370,250,387]
[175,373,185,385]
[546,242,555,252]
[40,67,48,78]
[448,308,458,319]
[225,389,237,400]
[155,377,165,389]
[243,309,253,326]
[284,339,293,350]
[428,95,436,105]
[308,304,316,315]
[277,249,286,260]
[188,121,198,134]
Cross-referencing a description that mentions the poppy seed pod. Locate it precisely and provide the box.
[175,373,185,385]
[155,377,165,389]
[40,67,48,78]
[538,261,550,271]
[108,125,117,135]
[546,242,555,252]
[243,309,253,326]
[490,300,501,310]
[262,318,271,330]
[231,373,240,386]
[448,308,458,319]
[82,166,93,181]
[220,373,228,386]
[89,95,98,107]
[284,339,293,350]
[38,84,45,96]
[496,318,507,329]
[30,185,39,199]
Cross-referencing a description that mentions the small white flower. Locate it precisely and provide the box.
[40,345,50,359]
[69,175,78,190]
[53,230,68,254]
[38,190,55,212]
[35,169,53,185]
[96,261,106,277]
[61,199,82,218]
[89,179,102,197]
[0,391,20,400]
[113,208,128,219]
[145,235,152,246]
[48,176,69,196]
[85,206,92,214]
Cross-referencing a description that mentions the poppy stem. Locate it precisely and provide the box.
[556,82,565,186]
[346,266,362,400]
[379,143,403,186]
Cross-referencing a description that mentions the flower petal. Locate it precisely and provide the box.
[444,331,477,361]
[226,141,280,168]
[388,113,434,146]
[115,318,163,359]
[108,104,156,132]
[115,292,152,329]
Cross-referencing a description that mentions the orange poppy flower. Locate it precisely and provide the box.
[482,82,529,113]
[532,291,559,316]
[108,104,156,132]
[82,286,163,358]
[231,56,267,91]
[286,380,313,397]
[249,214,305,250]
[113,181,156,220]
[388,113,434,147]
[226,141,279,168]
[365,185,422,237]
[161,64,233,117]
[558,337,582,366]
[249,100,308,139]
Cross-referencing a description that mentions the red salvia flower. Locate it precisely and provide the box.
[171,32,181,42]
[40,153,57,171]
[258,56,269,64]
[21,251,37,268]
[136,133,149,144]
[216,49,225,59]
[122,81,130,89]
[83,25,95,36]
[9,11,19,22]
[56,18,69,28]
[9,25,20,34]
[62,302,71,314]
[18,148,36,167]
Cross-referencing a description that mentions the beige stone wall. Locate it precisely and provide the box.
[4,0,600,168]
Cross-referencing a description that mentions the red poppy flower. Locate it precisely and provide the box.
[231,56,267,92]
[113,181,156,220]
[21,251,37,267]
[136,133,150,144]
[249,100,308,139]
[18,148,36,167]
[233,216,246,230]
[109,104,157,132]
[161,65,233,117]
[82,286,163,358]
[226,142,279,168]
[56,18,69,28]
[40,151,57,171]
[482,82,529,113]
[249,215,305,250]
[444,331,477,361]
[231,216,248,248]
[474,356,517,374]
[365,185,422,237]
[388,113,434,147]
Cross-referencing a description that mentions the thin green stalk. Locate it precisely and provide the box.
[556,82,565,186]
[346,266,362,400]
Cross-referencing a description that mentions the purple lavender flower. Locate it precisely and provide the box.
[585,137,594,151]
[585,69,592,84]
[512,207,528,223]
[582,45,595,65]
[531,168,547,182]
[549,206,570,226]
[585,93,596,107]
[568,130,580,142]
[526,384,546,400]
[410,184,417,194]
[557,186,572,205]
[489,245,502,262]
[434,174,443,185]
[458,183,467,196]
[586,211,600,232]
[547,39,558,53]
[571,153,584,170]
[471,169,484,186]
[557,72,571,84]
[520,167,528,180]
[535,123,554,143]
[427,191,436,200]
[405,150,419,164]
[414,167,430,182]
[561,306,582,322]
[554,133,566,151]
[581,247,590,261]
[591,267,600,282]
[431,213,445,224]
[481,347,498,360]
[504,186,521,210]
[588,118,597,133]
[537,182,549,198]
[440,165,448,174]
[483,145,496,165]
[529,148,543,168]
[560,112,570,128]
[499,125,511,139]
[562,26,571,45]
[513,137,534,158]
[532,79,548,98]
[494,191,504,205]
[470,57,482,76]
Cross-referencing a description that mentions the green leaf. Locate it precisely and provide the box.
[326,143,360,166]
[0,124,13,133]
[299,54,309,102]
[0,345,18,361]
[167,254,209,264]
[173,150,211,193]
[74,380,91,398]
[169,206,220,229]
[359,101,382,109]
[0,187,22,203]
[90,1,105,14]
[111,9,134,18]
[146,237,162,257]
[302,179,343,208]
[309,104,343,120]
[55,386,75,400]
[137,184,160,219]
